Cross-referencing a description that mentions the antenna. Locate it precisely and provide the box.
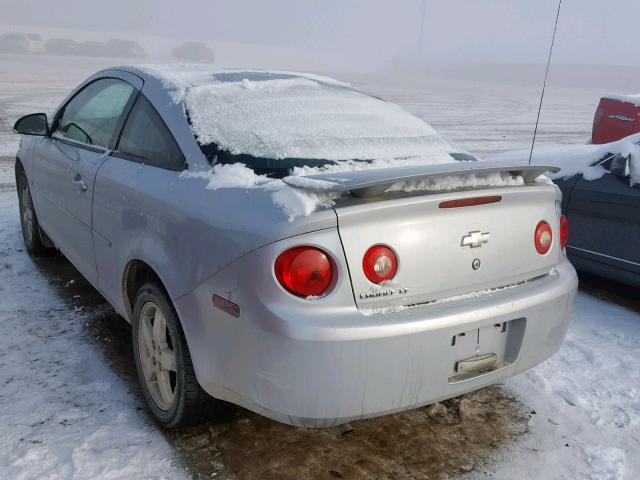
[529,0,563,165]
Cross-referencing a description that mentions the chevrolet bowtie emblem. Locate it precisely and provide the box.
[461,231,490,248]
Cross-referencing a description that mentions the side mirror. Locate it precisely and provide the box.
[13,113,49,136]
[610,154,630,178]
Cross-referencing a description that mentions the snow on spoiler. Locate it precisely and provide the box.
[283,162,560,198]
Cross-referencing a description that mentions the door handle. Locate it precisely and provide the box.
[73,174,88,192]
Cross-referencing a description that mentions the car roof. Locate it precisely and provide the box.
[115,64,349,92]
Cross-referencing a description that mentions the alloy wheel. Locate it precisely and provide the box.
[138,301,178,410]
[21,184,34,244]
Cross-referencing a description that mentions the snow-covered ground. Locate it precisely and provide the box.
[496,293,640,479]
[1,55,639,479]
[0,190,187,480]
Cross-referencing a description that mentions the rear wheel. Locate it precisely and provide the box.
[16,168,54,256]
[132,282,219,429]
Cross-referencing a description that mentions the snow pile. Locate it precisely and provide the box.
[386,171,524,193]
[487,133,640,185]
[181,163,341,222]
[603,93,640,107]
[182,162,273,190]
[271,185,341,220]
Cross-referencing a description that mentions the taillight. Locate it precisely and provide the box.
[363,245,398,284]
[560,214,569,249]
[534,221,553,255]
[275,246,334,298]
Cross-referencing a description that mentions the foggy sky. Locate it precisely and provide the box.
[1,0,638,69]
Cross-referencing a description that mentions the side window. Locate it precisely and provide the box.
[55,78,134,148]
[116,95,186,171]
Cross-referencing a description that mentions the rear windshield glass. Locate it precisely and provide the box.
[183,73,464,174]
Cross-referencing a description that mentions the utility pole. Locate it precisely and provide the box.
[417,0,426,57]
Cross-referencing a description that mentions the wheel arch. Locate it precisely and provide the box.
[122,259,173,323]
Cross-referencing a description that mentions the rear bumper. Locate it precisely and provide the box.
[175,257,577,427]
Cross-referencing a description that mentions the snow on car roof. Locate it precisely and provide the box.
[134,64,458,164]
[602,93,640,107]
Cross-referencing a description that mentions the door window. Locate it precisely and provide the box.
[55,78,135,148]
[116,95,186,171]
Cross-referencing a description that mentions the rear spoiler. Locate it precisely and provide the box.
[283,162,560,198]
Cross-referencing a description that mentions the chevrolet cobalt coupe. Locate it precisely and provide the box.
[13,66,577,429]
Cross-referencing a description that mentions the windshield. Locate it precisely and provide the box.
[182,71,466,173]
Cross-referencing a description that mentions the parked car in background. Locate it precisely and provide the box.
[554,151,640,287]
[592,94,640,144]
[45,38,80,56]
[24,33,45,54]
[172,42,215,63]
[0,33,45,54]
[13,65,577,429]
[105,39,146,59]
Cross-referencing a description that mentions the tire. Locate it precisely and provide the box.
[132,282,219,429]
[16,167,54,256]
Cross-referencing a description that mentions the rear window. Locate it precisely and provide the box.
[184,74,460,174]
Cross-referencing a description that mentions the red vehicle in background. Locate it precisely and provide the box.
[592,94,640,144]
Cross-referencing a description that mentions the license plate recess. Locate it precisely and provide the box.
[448,318,525,383]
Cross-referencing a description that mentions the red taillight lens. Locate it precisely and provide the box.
[275,246,334,298]
[560,214,569,249]
[534,221,553,255]
[363,245,398,284]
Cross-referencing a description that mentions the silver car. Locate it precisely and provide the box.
[13,65,577,429]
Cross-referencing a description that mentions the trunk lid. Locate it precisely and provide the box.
[284,162,561,309]
[335,184,560,308]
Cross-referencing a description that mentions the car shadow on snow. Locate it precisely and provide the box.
[32,252,536,480]
[577,272,640,314]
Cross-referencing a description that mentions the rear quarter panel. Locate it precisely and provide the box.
[92,160,336,317]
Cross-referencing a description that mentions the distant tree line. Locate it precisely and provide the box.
[1,33,217,63]
[44,38,146,58]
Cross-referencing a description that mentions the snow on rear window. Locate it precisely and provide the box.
[186,78,455,162]
[137,65,457,164]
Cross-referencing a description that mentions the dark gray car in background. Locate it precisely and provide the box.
[555,152,640,287]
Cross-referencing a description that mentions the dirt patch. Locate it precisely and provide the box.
[169,386,529,480]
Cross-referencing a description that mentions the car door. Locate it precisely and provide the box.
[565,158,640,276]
[93,93,187,311]
[32,77,138,284]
